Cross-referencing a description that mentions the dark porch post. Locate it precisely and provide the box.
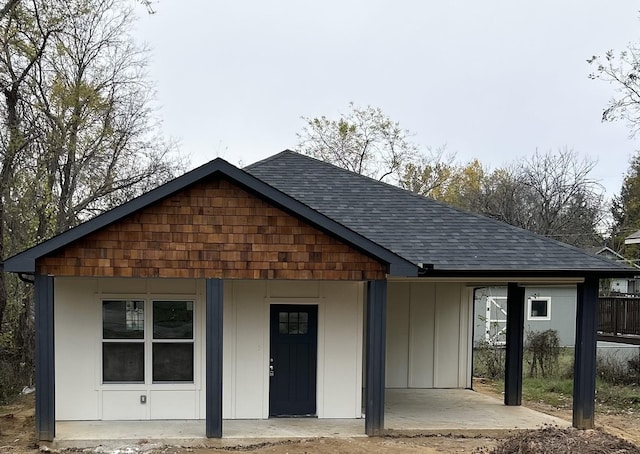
[206,278,223,438]
[504,282,525,406]
[573,276,599,429]
[365,280,387,436]
[34,274,55,441]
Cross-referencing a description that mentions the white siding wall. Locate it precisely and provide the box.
[223,280,364,419]
[55,277,364,421]
[386,282,473,389]
[55,277,204,421]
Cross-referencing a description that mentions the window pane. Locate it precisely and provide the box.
[153,343,194,382]
[153,301,193,339]
[103,300,144,339]
[531,300,548,317]
[103,343,144,382]
[279,312,288,323]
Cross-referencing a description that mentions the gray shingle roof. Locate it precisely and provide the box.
[246,151,632,274]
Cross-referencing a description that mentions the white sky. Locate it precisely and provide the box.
[133,1,640,199]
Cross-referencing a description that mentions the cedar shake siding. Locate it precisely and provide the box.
[36,178,386,280]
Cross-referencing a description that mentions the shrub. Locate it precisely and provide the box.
[596,349,640,386]
[474,340,505,379]
[525,329,560,378]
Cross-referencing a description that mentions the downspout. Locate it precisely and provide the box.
[18,272,35,284]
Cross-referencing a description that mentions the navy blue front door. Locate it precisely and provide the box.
[269,304,318,417]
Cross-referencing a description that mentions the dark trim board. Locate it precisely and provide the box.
[206,278,223,438]
[365,280,387,436]
[34,274,55,441]
[573,277,599,429]
[504,283,525,406]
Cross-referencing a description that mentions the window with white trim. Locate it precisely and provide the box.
[102,299,194,383]
[527,296,551,321]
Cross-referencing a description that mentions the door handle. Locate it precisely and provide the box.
[269,364,274,377]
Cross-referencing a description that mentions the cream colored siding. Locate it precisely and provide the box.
[223,280,364,419]
[387,282,472,389]
[54,277,204,421]
[55,278,100,420]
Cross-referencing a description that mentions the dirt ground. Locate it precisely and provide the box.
[1,386,639,454]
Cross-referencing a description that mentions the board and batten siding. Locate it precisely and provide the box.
[386,282,473,389]
[223,280,364,419]
[54,277,364,421]
[54,277,205,421]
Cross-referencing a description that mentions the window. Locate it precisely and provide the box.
[102,299,194,384]
[152,301,194,382]
[278,311,308,335]
[527,297,551,321]
[103,300,145,382]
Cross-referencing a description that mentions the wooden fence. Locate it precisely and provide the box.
[598,296,640,344]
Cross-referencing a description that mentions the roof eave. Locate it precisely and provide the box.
[418,268,638,279]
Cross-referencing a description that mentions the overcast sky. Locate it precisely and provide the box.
[133,1,640,199]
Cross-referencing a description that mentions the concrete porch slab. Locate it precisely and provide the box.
[51,389,569,448]
[385,389,569,433]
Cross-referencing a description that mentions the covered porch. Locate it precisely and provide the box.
[51,389,568,448]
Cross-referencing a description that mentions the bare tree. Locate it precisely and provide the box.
[588,47,640,136]
[478,150,604,248]
[0,0,184,399]
[297,103,419,183]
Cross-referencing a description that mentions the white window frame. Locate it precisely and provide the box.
[100,296,197,386]
[527,296,551,321]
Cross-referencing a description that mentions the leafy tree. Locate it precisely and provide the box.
[297,103,419,184]
[0,0,184,400]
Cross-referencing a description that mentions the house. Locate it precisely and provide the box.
[474,285,577,346]
[2,150,635,442]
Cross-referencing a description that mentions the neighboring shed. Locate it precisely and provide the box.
[2,150,635,441]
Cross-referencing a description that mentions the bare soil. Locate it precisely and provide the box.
[1,388,639,454]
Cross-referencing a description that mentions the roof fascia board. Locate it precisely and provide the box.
[420,269,637,279]
[4,159,418,276]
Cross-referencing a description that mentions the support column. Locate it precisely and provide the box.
[34,274,55,441]
[504,282,525,406]
[365,280,387,436]
[206,278,223,438]
[573,276,599,429]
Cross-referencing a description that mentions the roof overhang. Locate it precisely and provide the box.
[414,268,638,280]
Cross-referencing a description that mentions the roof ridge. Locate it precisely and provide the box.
[243,149,296,169]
